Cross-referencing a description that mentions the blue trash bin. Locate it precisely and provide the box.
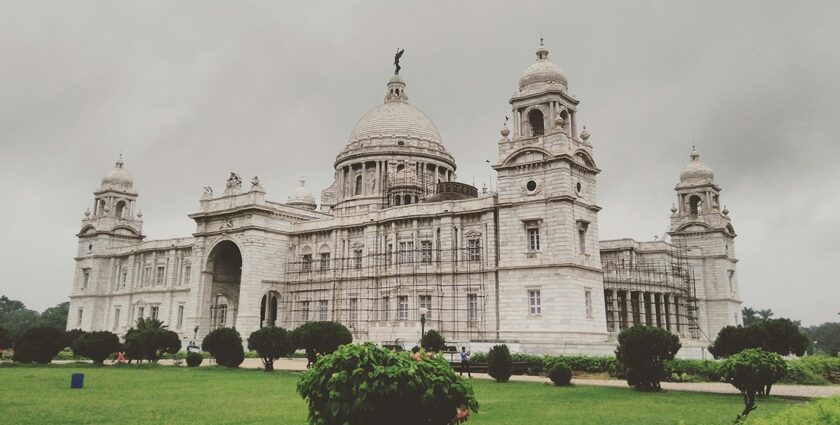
[70,373,84,389]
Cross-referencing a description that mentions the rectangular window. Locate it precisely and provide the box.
[398,296,408,321]
[349,298,358,326]
[176,305,184,329]
[120,268,128,288]
[528,289,541,315]
[301,254,312,272]
[585,289,593,318]
[150,306,159,321]
[77,308,83,327]
[381,296,390,321]
[728,270,735,292]
[386,243,393,265]
[301,301,310,322]
[420,240,433,264]
[353,249,363,270]
[399,241,414,264]
[218,304,228,327]
[144,266,152,286]
[527,228,540,251]
[82,268,91,289]
[319,300,328,321]
[467,294,478,323]
[156,266,165,285]
[183,265,191,285]
[114,308,121,330]
[419,295,432,320]
[468,239,481,262]
[138,307,144,320]
[320,253,331,271]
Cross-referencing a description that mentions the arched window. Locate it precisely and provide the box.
[394,195,401,206]
[355,175,362,195]
[96,199,106,216]
[528,109,544,136]
[115,201,126,219]
[404,194,412,205]
[689,195,703,215]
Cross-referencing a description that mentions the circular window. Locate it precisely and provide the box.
[526,180,537,192]
[575,182,582,195]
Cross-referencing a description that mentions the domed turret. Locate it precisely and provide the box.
[100,156,134,192]
[518,41,568,94]
[288,178,317,210]
[679,147,714,183]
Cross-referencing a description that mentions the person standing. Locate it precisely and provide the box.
[459,346,472,378]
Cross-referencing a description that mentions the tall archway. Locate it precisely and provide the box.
[528,109,544,136]
[689,195,703,215]
[206,240,242,329]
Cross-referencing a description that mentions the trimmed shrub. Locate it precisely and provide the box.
[71,331,121,364]
[721,348,787,421]
[297,343,478,425]
[123,319,181,362]
[548,362,572,386]
[291,322,352,368]
[710,319,809,359]
[0,325,12,350]
[615,325,681,391]
[420,329,447,353]
[64,328,86,350]
[664,358,722,382]
[202,327,244,368]
[12,326,65,364]
[247,326,293,371]
[186,352,203,367]
[487,344,512,382]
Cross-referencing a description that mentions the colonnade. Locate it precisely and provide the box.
[605,289,685,336]
[335,160,453,200]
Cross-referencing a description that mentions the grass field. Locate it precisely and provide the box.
[0,363,803,424]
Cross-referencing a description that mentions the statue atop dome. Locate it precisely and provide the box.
[394,48,404,74]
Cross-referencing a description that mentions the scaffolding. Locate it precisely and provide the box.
[280,244,490,346]
[601,243,700,338]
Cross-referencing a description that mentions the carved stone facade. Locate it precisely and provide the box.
[67,43,741,357]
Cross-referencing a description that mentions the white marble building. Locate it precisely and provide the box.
[68,43,741,357]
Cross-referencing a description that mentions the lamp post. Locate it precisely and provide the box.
[419,307,428,340]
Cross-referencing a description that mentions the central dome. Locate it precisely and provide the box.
[350,101,442,144]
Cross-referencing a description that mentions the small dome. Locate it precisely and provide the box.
[679,147,714,183]
[519,43,568,92]
[287,178,317,210]
[101,156,134,191]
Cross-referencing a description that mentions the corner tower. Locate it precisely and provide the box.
[668,147,741,341]
[492,41,608,352]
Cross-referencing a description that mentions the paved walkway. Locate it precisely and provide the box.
[67,357,840,399]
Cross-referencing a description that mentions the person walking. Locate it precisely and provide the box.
[459,346,472,378]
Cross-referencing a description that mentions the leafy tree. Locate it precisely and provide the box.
[248,326,293,371]
[40,302,69,330]
[548,362,572,386]
[71,331,121,364]
[0,326,12,350]
[123,318,181,362]
[615,325,681,391]
[757,309,775,321]
[0,307,41,342]
[741,307,757,327]
[487,344,512,382]
[297,343,478,425]
[202,327,244,368]
[709,325,756,359]
[0,295,25,314]
[292,322,352,368]
[11,326,65,363]
[710,319,808,359]
[803,322,840,355]
[420,329,447,353]
[720,348,786,421]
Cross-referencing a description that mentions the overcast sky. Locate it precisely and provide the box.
[1,1,838,326]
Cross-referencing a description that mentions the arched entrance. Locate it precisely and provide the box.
[260,291,280,328]
[206,240,242,329]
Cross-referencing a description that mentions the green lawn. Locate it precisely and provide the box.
[0,363,802,424]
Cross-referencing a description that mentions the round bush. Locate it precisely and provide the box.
[292,322,352,367]
[248,326,293,371]
[12,326,65,364]
[721,348,787,419]
[616,325,681,391]
[202,327,244,368]
[297,343,478,425]
[71,331,121,364]
[487,344,512,382]
[549,362,572,386]
[64,328,86,350]
[186,352,203,367]
[420,329,447,353]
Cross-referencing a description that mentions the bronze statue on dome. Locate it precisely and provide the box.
[394,48,404,74]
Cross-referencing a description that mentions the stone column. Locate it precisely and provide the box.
[664,294,672,332]
[610,289,619,332]
[639,292,648,326]
[549,102,555,130]
[625,292,635,327]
